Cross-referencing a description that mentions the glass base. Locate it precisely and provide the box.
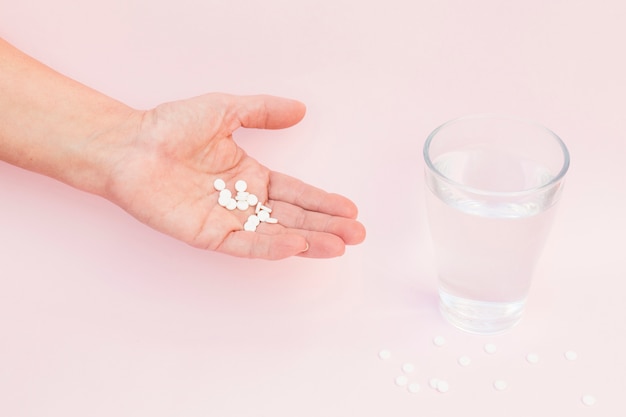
[439,289,525,335]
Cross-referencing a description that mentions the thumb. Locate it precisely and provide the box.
[233,94,306,130]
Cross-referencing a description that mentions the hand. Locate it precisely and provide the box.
[104,93,366,259]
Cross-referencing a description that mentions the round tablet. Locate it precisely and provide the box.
[247,215,260,226]
[236,200,249,211]
[235,191,250,201]
[526,353,540,364]
[484,343,497,354]
[395,375,408,387]
[565,351,578,361]
[436,380,449,393]
[218,195,230,207]
[235,180,247,192]
[433,336,446,347]
[458,356,471,367]
[378,349,391,360]
[407,383,420,394]
[226,198,237,211]
[402,363,415,374]
[243,221,257,232]
[257,210,271,222]
[582,394,596,406]
[247,193,259,206]
[493,380,508,391]
[213,178,226,191]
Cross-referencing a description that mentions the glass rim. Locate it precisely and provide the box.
[423,114,571,197]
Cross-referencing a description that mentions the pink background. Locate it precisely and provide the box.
[1,0,625,415]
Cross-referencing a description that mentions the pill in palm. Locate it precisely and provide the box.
[235,180,247,192]
[213,178,226,191]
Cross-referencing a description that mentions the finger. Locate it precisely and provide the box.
[267,200,366,245]
[216,229,307,260]
[268,171,359,219]
[219,226,349,259]
[233,94,306,130]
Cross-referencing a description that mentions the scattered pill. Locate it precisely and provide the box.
[218,196,229,207]
[458,356,471,367]
[235,180,248,192]
[565,351,578,361]
[257,210,271,222]
[395,375,408,387]
[436,380,450,393]
[429,378,439,389]
[582,394,596,406]
[225,198,237,210]
[402,363,415,374]
[218,190,232,207]
[213,178,226,191]
[378,350,391,360]
[247,193,259,206]
[407,383,421,394]
[526,353,540,364]
[213,179,279,231]
[484,343,497,354]
[236,200,250,211]
[235,191,250,201]
[243,221,257,232]
[493,380,508,391]
[433,336,446,347]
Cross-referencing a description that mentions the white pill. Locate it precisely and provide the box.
[236,200,249,211]
[259,204,272,213]
[257,210,271,222]
[395,375,408,387]
[407,383,421,394]
[436,380,449,393]
[246,193,259,206]
[458,356,471,367]
[493,380,508,391]
[219,189,232,199]
[218,195,230,207]
[247,215,260,226]
[236,191,250,201]
[243,221,257,232]
[226,198,237,210]
[581,394,596,406]
[265,217,278,224]
[213,178,226,191]
[526,353,540,364]
[378,349,391,360]
[433,336,446,347]
[402,363,415,374]
[484,343,497,354]
[235,180,247,192]
[429,378,439,389]
[565,351,578,361]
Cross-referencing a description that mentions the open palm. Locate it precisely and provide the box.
[105,93,365,259]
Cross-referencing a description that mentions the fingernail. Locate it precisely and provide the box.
[301,242,309,253]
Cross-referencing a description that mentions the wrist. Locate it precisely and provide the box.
[66,106,146,199]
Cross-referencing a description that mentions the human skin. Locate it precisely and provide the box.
[0,37,365,259]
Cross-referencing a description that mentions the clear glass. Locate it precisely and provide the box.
[423,114,570,334]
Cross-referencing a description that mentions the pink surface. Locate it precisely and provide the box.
[1,0,625,415]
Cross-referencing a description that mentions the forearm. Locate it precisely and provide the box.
[0,37,141,196]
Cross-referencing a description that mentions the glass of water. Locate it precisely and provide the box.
[423,115,570,334]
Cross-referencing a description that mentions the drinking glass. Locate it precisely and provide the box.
[423,115,570,334]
